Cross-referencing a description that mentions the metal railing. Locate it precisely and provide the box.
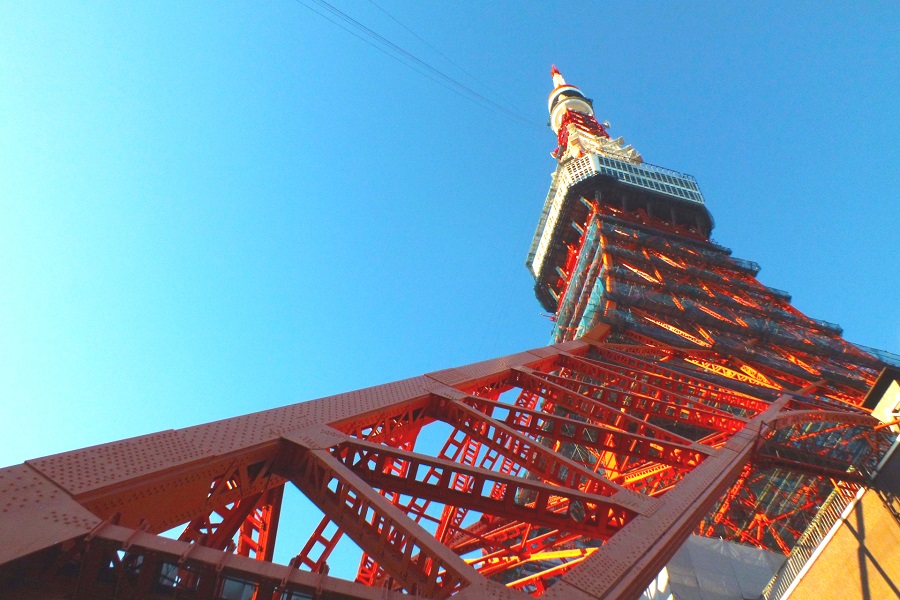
[631,159,699,183]
[763,286,792,301]
[591,154,705,203]
[854,343,900,367]
[809,318,843,335]
[729,256,761,275]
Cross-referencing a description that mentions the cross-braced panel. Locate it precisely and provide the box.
[0,338,891,600]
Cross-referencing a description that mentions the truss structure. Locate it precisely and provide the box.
[528,68,893,568]
[534,194,891,554]
[1,67,894,600]
[0,335,892,599]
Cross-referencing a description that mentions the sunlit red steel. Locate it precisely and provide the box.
[0,67,894,600]
[0,336,890,600]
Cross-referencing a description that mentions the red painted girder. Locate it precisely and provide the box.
[331,398,432,444]
[603,342,678,358]
[455,394,710,469]
[788,422,866,443]
[541,369,748,434]
[445,493,582,555]
[356,437,422,587]
[240,486,282,561]
[424,341,588,392]
[763,409,878,431]
[699,465,836,552]
[178,490,264,550]
[177,461,283,554]
[364,426,493,577]
[614,463,685,496]
[446,517,533,556]
[283,432,479,599]
[738,356,819,391]
[783,390,859,413]
[512,368,698,446]
[821,386,868,407]
[507,551,595,595]
[293,514,344,572]
[356,553,382,587]
[564,350,771,415]
[433,427,488,545]
[361,424,521,588]
[356,420,509,588]
[619,329,720,358]
[338,389,528,586]
[96,446,286,534]
[543,396,792,600]
[331,437,644,539]
[484,389,545,500]
[588,346,772,407]
[430,394,634,497]
[749,496,820,553]
[703,462,752,530]
[553,232,589,313]
[754,453,866,483]
[468,529,584,577]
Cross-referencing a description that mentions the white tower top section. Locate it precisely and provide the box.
[548,65,594,133]
[547,66,642,165]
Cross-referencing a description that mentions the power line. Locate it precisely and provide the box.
[362,0,518,108]
[292,0,467,98]
[302,0,535,125]
[292,0,543,129]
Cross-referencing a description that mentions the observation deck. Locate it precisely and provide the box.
[527,152,715,311]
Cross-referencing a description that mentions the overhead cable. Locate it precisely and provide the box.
[363,0,518,109]
[292,0,542,129]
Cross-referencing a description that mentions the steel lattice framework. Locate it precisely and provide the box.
[527,67,895,565]
[0,68,894,600]
[0,339,891,599]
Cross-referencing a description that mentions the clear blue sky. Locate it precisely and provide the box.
[1,1,897,574]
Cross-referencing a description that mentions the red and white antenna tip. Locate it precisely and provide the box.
[550,65,567,88]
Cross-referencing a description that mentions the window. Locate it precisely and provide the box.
[220,577,257,600]
[280,591,314,600]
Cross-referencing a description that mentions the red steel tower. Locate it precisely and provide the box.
[0,68,895,600]
[529,67,895,559]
